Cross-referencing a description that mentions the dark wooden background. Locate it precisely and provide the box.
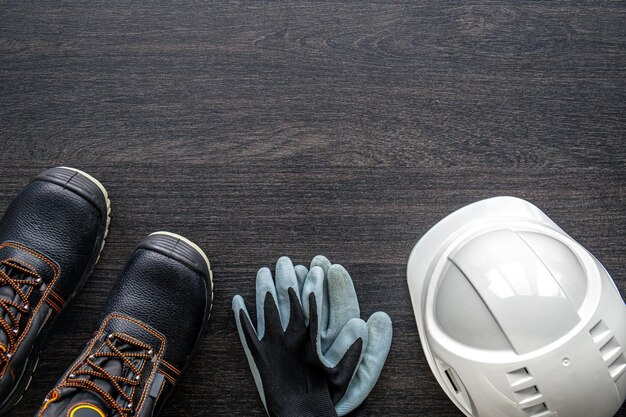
[1,1,625,416]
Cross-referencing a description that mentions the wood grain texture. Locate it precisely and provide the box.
[1,1,625,416]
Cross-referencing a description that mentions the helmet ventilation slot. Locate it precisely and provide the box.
[608,353,626,381]
[444,368,460,393]
[506,367,553,417]
[505,367,532,387]
[524,402,552,417]
[435,359,475,416]
[590,320,626,381]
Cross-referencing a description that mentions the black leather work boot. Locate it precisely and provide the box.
[37,232,213,417]
[0,167,110,414]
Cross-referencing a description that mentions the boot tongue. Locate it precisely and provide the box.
[0,243,59,351]
[57,358,123,416]
[73,356,123,403]
[0,264,31,350]
[43,343,139,416]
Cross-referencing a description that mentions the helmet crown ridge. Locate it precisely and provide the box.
[437,228,581,354]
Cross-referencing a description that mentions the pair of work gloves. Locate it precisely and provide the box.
[232,255,393,417]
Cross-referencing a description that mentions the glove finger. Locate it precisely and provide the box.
[255,266,278,339]
[275,256,299,330]
[301,266,325,327]
[310,254,332,273]
[294,264,308,295]
[232,295,268,409]
[310,256,332,340]
[307,291,321,350]
[285,287,306,342]
[326,318,367,405]
[233,295,260,355]
[262,290,284,340]
[232,295,257,343]
[335,312,393,416]
[321,318,368,368]
[324,264,360,351]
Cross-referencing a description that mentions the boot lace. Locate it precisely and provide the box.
[62,332,154,416]
[0,259,42,366]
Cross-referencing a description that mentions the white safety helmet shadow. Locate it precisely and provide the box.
[407,196,626,417]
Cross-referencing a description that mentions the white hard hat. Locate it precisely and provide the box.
[407,196,626,417]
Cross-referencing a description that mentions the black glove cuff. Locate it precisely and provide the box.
[275,390,338,417]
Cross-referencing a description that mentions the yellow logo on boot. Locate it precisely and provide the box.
[69,404,105,417]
